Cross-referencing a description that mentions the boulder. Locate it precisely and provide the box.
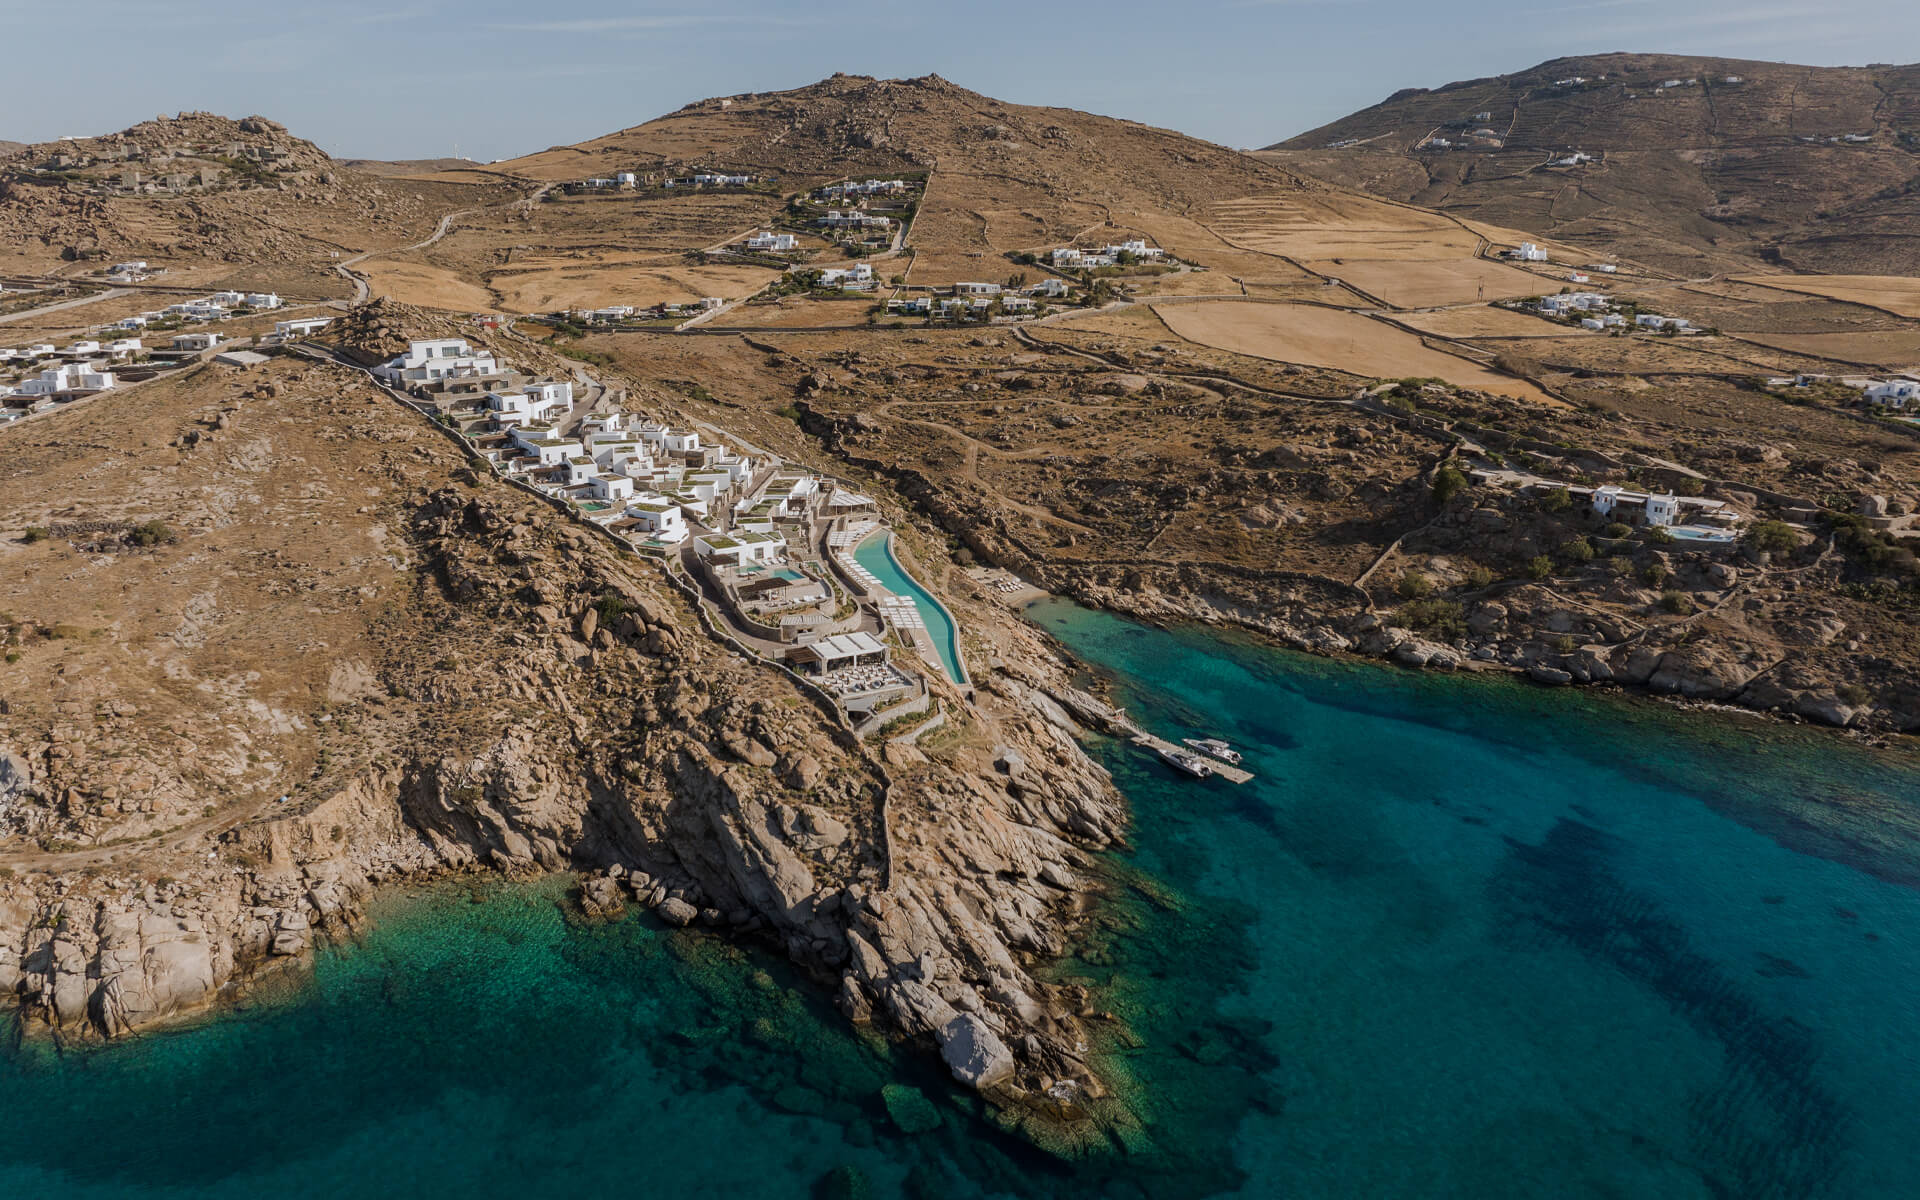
[938,1013,1016,1090]
[655,897,698,926]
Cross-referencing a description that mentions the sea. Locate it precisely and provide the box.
[3,597,1918,1199]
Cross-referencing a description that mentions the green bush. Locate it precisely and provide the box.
[1659,591,1694,615]
[1643,525,1675,545]
[1603,522,1633,539]
[1465,566,1495,589]
[1396,570,1433,600]
[1394,598,1465,638]
[1838,683,1873,707]
[1526,555,1553,580]
[1560,537,1595,563]
[1538,487,1573,514]
[1743,519,1799,555]
[128,520,177,547]
[22,526,49,544]
[1640,561,1669,587]
[1432,465,1469,504]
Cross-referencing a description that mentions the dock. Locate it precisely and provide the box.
[1047,688,1256,785]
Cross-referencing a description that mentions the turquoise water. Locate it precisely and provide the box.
[852,532,968,684]
[5,601,1920,1198]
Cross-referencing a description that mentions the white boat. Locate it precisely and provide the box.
[1182,737,1243,766]
[1153,745,1215,779]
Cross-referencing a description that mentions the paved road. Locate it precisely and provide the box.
[0,286,132,327]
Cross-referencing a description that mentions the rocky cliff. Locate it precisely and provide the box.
[0,352,1130,1128]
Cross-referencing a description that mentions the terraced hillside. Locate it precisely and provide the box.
[1261,54,1920,275]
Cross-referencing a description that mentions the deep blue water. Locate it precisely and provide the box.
[5,600,1919,1198]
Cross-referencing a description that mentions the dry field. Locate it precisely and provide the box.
[1305,256,1556,308]
[714,298,881,329]
[1148,299,1552,401]
[1396,306,1588,338]
[1733,275,1920,319]
[490,261,780,313]
[357,257,502,313]
[1725,330,1920,371]
[1197,192,1575,307]
[1471,333,1828,377]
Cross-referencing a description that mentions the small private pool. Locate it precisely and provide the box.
[1666,526,1738,544]
[852,531,968,685]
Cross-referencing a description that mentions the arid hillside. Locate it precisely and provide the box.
[1262,54,1920,275]
[0,112,514,295]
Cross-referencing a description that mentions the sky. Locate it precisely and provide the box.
[2,0,1915,160]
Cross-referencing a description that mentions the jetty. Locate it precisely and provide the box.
[1049,688,1256,785]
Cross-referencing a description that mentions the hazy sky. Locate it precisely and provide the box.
[3,0,1915,159]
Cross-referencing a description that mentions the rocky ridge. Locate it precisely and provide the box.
[0,358,1134,1128]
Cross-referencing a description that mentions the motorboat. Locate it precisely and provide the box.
[1182,737,1243,766]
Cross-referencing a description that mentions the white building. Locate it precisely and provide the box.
[374,339,500,384]
[745,231,798,252]
[1027,278,1071,298]
[623,497,687,544]
[16,364,115,397]
[1635,314,1691,331]
[818,210,892,231]
[817,263,875,290]
[106,338,142,359]
[172,332,225,352]
[244,292,281,310]
[1513,243,1549,262]
[694,530,787,567]
[275,317,333,338]
[1051,247,1116,270]
[1866,380,1920,408]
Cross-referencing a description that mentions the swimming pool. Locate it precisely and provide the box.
[852,532,968,685]
[1666,526,1738,544]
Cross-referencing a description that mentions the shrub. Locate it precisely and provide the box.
[593,591,631,627]
[22,526,50,544]
[1603,522,1633,539]
[1643,525,1675,545]
[1465,566,1495,589]
[1640,561,1669,587]
[1659,590,1695,615]
[1526,555,1553,580]
[1396,570,1432,600]
[1538,487,1573,514]
[1743,519,1799,555]
[129,520,177,547]
[1554,634,1578,653]
[1395,598,1465,638]
[1560,537,1595,563]
[1838,683,1873,707]
[1432,465,1469,504]
[1608,555,1632,576]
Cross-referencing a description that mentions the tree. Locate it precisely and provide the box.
[1743,519,1799,555]
[1432,465,1469,505]
[1560,537,1595,563]
[1538,487,1573,514]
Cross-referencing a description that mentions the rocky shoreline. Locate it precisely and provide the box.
[0,475,1143,1141]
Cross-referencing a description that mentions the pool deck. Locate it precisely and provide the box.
[852,531,968,686]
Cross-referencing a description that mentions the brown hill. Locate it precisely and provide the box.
[0,112,511,295]
[1261,53,1920,275]
[362,73,1518,311]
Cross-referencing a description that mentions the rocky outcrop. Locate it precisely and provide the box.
[0,483,1129,1123]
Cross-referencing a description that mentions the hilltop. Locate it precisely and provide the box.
[0,112,512,294]
[1261,54,1920,274]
